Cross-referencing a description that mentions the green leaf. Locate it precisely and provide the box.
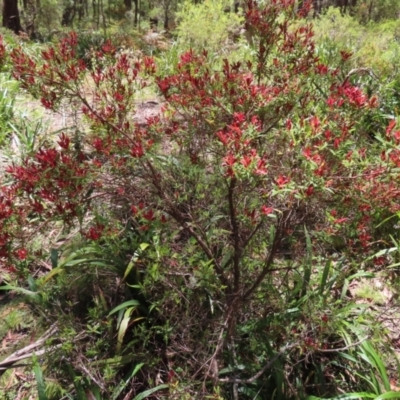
[90,354,136,367]
[301,226,312,297]
[50,248,58,269]
[319,259,331,296]
[387,262,400,269]
[27,275,38,292]
[32,354,48,400]
[41,257,115,284]
[218,365,245,375]
[139,243,150,251]
[123,243,149,281]
[375,213,398,228]
[269,225,276,245]
[65,364,87,400]
[368,247,397,259]
[0,284,38,297]
[220,249,234,269]
[338,352,359,364]
[132,384,169,400]
[87,387,102,400]
[340,278,349,300]
[361,341,390,391]
[347,271,375,281]
[112,363,144,400]
[108,300,140,316]
[116,307,135,354]
[327,393,377,399]
[375,392,400,399]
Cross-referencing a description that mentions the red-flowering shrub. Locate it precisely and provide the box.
[0,0,399,395]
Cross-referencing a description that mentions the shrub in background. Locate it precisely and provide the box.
[313,8,400,76]
[175,0,244,56]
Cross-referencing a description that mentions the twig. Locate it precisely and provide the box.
[229,337,240,400]
[316,337,368,353]
[191,312,231,381]
[344,67,379,83]
[242,217,284,300]
[0,344,63,371]
[78,361,106,391]
[145,159,230,290]
[0,323,59,371]
[218,343,298,384]
[227,177,241,294]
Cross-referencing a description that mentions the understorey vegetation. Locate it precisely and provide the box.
[1,0,400,399]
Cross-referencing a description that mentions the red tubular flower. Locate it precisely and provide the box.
[58,133,70,150]
[167,370,176,383]
[334,217,349,224]
[241,154,253,168]
[261,205,274,215]
[131,205,138,215]
[386,120,396,135]
[101,40,116,56]
[340,51,353,61]
[85,224,104,241]
[131,143,144,158]
[310,116,320,131]
[223,153,236,167]
[143,210,155,221]
[255,158,267,175]
[41,98,53,109]
[305,185,314,196]
[302,147,312,160]
[315,63,328,75]
[276,175,290,187]
[143,56,156,74]
[15,248,28,260]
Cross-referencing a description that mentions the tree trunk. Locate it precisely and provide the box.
[77,0,85,21]
[2,0,23,34]
[124,0,132,11]
[164,9,169,29]
[22,0,38,38]
[92,0,97,25]
[163,0,170,29]
[313,0,322,15]
[133,0,138,26]
[62,6,76,26]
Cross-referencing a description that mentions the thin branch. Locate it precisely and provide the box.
[219,219,263,273]
[77,361,106,391]
[39,75,137,148]
[77,95,135,144]
[242,220,263,252]
[145,159,230,290]
[0,323,58,369]
[0,344,63,371]
[344,67,379,83]
[191,311,232,381]
[316,337,368,353]
[228,177,241,293]
[242,221,283,300]
[218,343,298,384]
[229,336,240,400]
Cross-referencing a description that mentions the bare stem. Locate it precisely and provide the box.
[218,343,298,384]
[228,177,241,294]
[243,220,283,300]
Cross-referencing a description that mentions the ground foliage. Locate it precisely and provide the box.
[1,0,400,399]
